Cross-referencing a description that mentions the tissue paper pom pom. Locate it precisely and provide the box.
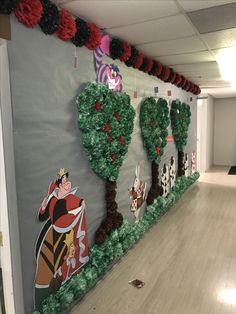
[163,67,170,81]
[125,46,138,67]
[170,72,177,84]
[39,0,60,35]
[149,61,158,76]
[0,0,19,14]
[95,228,107,245]
[119,41,131,62]
[15,0,43,28]
[110,38,124,60]
[145,58,153,74]
[85,23,102,50]
[56,9,76,41]
[156,62,163,77]
[71,17,90,47]
[174,74,182,86]
[133,52,144,69]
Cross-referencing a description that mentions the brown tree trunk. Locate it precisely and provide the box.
[95,180,123,245]
[146,161,163,206]
[178,151,185,177]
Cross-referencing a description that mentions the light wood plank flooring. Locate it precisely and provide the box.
[71,166,236,314]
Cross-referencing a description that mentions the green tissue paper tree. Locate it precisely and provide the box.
[77,83,135,245]
[140,97,170,205]
[170,100,191,176]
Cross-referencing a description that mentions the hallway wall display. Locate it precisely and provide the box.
[7,17,198,313]
[140,97,170,205]
[170,100,191,177]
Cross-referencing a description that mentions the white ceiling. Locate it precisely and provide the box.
[54,0,236,98]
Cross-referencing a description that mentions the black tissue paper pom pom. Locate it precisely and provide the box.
[39,0,60,35]
[125,46,138,67]
[139,57,148,72]
[71,17,90,47]
[0,0,19,14]
[149,61,158,76]
[109,38,124,60]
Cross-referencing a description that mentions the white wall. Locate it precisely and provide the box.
[214,98,236,166]
[197,94,214,172]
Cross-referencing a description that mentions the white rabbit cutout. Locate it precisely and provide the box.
[129,164,147,223]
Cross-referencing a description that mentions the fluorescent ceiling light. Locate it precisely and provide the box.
[216,47,236,88]
[217,288,236,305]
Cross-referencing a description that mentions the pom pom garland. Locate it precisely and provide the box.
[125,46,138,67]
[39,0,60,35]
[56,9,76,41]
[133,52,144,69]
[0,0,19,14]
[119,41,131,62]
[15,0,43,28]
[71,17,90,47]
[109,38,124,60]
[85,23,102,50]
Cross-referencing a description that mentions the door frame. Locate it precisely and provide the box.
[0,39,24,314]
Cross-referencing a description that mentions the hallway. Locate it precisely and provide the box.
[71,167,236,314]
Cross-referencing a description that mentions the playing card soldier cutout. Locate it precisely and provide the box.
[169,156,176,190]
[129,164,147,223]
[161,163,170,197]
[34,169,89,309]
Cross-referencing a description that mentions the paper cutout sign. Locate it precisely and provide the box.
[129,164,147,223]
[34,169,89,309]
[94,34,122,92]
[167,135,174,143]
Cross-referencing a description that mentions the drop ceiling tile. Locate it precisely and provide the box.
[60,0,180,28]
[201,28,236,49]
[107,14,196,45]
[178,0,236,12]
[187,2,236,34]
[136,35,206,56]
[156,51,214,65]
[173,61,219,73]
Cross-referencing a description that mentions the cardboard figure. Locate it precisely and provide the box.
[34,169,89,309]
[94,35,122,92]
[161,164,170,197]
[169,156,176,190]
[191,150,196,174]
[184,153,189,176]
[129,164,147,223]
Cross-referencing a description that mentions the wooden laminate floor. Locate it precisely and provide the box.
[71,166,236,314]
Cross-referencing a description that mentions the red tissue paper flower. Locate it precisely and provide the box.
[103,123,110,133]
[156,146,161,155]
[15,0,43,28]
[85,23,102,50]
[133,52,144,69]
[144,58,153,73]
[111,152,117,161]
[113,112,120,122]
[119,41,131,62]
[56,9,76,41]
[94,101,102,111]
[118,136,125,145]
[107,136,112,144]
[170,72,177,84]
[163,67,170,81]
[156,62,163,77]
